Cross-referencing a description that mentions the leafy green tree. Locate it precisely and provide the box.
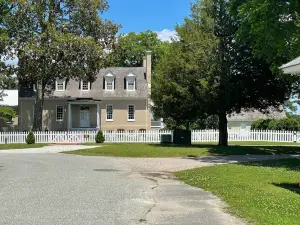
[1,0,119,131]
[152,0,298,146]
[252,118,300,131]
[0,106,17,123]
[231,0,300,69]
[251,119,272,130]
[107,30,170,68]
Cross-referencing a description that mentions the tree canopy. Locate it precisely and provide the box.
[231,0,300,68]
[107,30,170,68]
[1,0,120,130]
[152,0,299,146]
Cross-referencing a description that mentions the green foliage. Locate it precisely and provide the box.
[0,73,17,89]
[107,30,170,68]
[0,106,17,122]
[1,0,120,131]
[251,119,272,130]
[251,118,300,131]
[26,132,35,145]
[163,116,219,130]
[286,113,300,124]
[152,0,298,146]
[231,0,300,68]
[95,130,105,143]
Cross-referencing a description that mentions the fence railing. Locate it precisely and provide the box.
[0,130,298,144]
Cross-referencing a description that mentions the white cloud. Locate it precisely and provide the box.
[156,29,178,42]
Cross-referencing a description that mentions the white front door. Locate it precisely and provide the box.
[80,110,90,128]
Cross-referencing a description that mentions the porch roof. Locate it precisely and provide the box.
[67,97,101,104]
[280,56,300,74]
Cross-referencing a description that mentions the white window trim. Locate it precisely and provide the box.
[81,81,90,91]
[105,80,114,91]
[55,79,66,91]
[126,79,136,91]
[56,105,64,122]
[125,73,136,91]
[106,104,113,122]
[127,104,135,122]
[33,84,36,92]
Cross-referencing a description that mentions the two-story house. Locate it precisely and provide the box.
[18,51,161,131]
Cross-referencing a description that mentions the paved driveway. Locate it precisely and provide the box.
[0,146,250,225]
[1,145,296,225]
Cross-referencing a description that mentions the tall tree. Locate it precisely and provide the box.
[107,30,169,68]
[231,0,300,68]
[1,0,119,131]
[152,0,299,146]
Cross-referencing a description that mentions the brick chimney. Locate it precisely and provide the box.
[145,51,152,90]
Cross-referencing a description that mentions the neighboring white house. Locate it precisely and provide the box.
[280,57,300,74]
[227,108,286,130]
[0,90,18,131]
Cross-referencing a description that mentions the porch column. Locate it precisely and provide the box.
[96,104,100,129]
[68,103,72,130]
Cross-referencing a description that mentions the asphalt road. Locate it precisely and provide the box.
[0,152,246,225]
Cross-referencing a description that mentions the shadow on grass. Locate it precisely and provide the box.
[149,143,300,156]
[273,183,300,194]
[239,157,300,172]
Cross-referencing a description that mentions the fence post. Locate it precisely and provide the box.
[293,131,297,143]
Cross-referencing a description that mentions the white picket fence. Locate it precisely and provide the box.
[0,130,298,144]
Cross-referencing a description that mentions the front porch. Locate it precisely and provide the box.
[67,100,101,131]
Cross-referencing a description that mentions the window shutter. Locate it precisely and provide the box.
[103,77,105,89]
[65,79,68,89]
[90,81,92,90]
[79,80,81,89]
[124,78,126,89]
[114,78,116,89]
[135,78,137,90]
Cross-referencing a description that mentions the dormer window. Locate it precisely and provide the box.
[56,79,65,91]
[125,73,136,91]
[81,80,90,91]
[104,73,115,91]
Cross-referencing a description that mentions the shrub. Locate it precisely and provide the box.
[95,130,105,143]
[251,119,272,130]
[26,131,35,144]
[269,118,300,131]
[251,118,300,131]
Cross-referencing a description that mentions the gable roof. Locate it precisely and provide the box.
[20,67,148,99]
[227,107,286,121]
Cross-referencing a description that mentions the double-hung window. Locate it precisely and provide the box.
[56,105,64,121]
[104,73,115,90]
[125,73,136,91]
[56,79,65,91]
[106,105,113,121]
[81,81,90,91]
[127,80,135,91]
[106,80,114,90]
[128,105,135,121]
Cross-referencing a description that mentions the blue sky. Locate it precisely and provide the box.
[103,0,193,40]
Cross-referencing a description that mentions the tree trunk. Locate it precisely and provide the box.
[186,121,190,130]
[32,81,44,131]
[218,111,228,146]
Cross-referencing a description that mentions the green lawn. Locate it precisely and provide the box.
[175,158,300,225]
[0,143,47,150]
[64,142,300,157]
